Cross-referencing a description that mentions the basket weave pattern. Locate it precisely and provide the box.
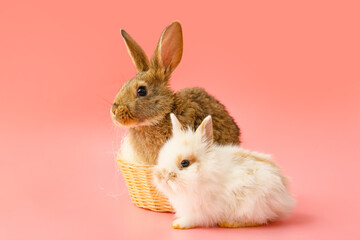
[117,158,174,213]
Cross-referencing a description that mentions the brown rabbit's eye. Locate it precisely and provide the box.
[180,160,190,168]
[137,86,147,97]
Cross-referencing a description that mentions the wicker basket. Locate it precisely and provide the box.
[117,158,174,213]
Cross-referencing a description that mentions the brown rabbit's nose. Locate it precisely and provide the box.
[111,103,118,115]
[111,104,135,126]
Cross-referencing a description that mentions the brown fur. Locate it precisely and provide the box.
[176,154,197,169]
[154,168,177,182]
[112,21,241,164]
[121,30,150,72]
[234,151,288,187]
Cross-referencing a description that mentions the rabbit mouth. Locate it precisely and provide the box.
[111,106,165,128]
[111,116,136,127]
[111,115,138,127]
[111,111,159,128]
[110,105,137,127]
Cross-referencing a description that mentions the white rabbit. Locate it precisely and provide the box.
[153,114,295,229]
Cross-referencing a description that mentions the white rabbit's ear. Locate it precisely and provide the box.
[151,21,183,75]
[170,113,183,136]
[196,116,213,145]
[121,29,150,72]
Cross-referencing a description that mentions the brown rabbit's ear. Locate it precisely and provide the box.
[150,21,183,75]
[196,116,214,145]
[121,29,150,72]
[170,113,183,136]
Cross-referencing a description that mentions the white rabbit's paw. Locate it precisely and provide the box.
[171,217,195,229]
[218,221,262,228]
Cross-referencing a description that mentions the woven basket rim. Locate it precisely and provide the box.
[117,157,154,167]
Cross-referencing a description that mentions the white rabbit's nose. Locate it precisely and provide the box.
[167,171,177,181]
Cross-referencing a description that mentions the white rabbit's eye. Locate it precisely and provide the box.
[180,160,190,168]
[137,86,147,97]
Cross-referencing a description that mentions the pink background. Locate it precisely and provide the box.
[1,0,359,239]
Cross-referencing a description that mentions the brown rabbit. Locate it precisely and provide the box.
[111,21,240,165]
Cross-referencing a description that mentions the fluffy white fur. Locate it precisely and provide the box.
[118,135,136,162]
[153,114,295,229]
